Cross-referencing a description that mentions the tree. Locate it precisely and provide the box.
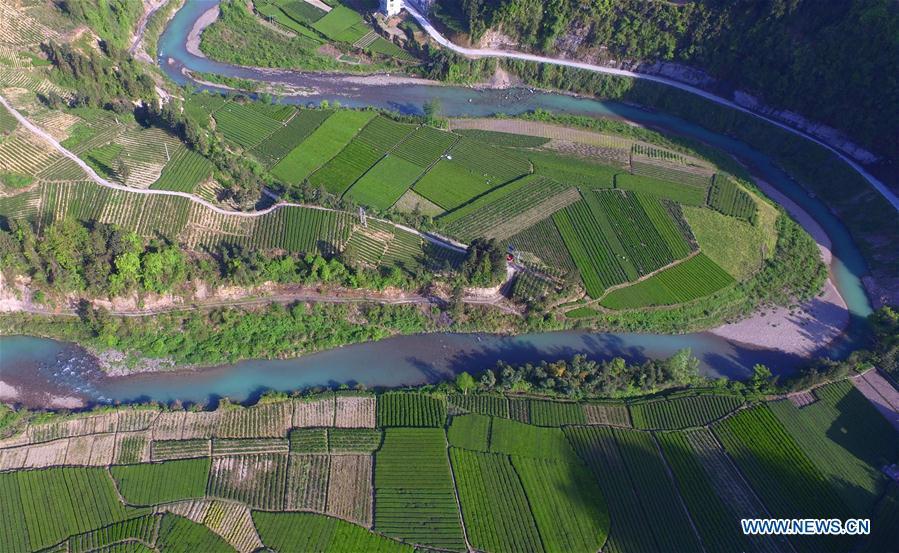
[455,372,476,394]
[750,364,775,394]
[423,98,442,121]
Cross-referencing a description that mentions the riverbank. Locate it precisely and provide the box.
[185,4,217,58]
[709,180,849,356]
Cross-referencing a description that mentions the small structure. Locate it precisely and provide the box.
[884,463,899,482]
[379,0,403,17]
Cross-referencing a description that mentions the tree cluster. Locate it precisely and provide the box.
[475,349,703,397]
[459,238,507,287]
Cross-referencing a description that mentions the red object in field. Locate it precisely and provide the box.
[506,254,514,262]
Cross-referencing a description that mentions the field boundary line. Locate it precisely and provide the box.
[586,248,701,306]
[442,439,474,553]
[650,432,707,553]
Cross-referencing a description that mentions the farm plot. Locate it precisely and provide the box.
[392,125,457,168]
[582,402,631,426]
[374,428,466,550]
[489,418,573,459]
[150,147,213,193]
[447,414,491,451]
[63,514,160,553]
[213,102,283,149]
[328,428,382,453]
[449,448,544,553]
[114,433,150,465]
[344,154,425,210]
[506,217,578,276]
[202,501,263,553]
[563,427,659,553]
[709,174,757,222]
[376,393,446,427]
[25,412,118,444]
[309,115,416,196]
[271,110,376,186]
[454,129,550,148]
[631,156,714,189]
[343,222,392,267]
[615,172,708,206]
[447,394,509,418]
[628,392,744,430]
[392,189,443,216]
[251,109,332,167]
[334,394,376,427]
[528,400,587,426]
[379,228,427,274]
[151,440,209,463]
[311,6,367,42]
[634,192,696,258]
[441,175,577,241]
[682,428,790,553]
[156,513,234,553]
[208,454,288,510]
[274,206,351,255]
[293,395,337,427]
[0,131,60,176]
[767,380,899,513]
[111,458,210,505]
[508,398,530,423]
[600,253,735,309]
[253,511,416,553]
[213,402,294,438]
[713,405,853,552]
[212,438,290,456]
[326,454,373,526]
[4,467,129,551]
[553,198,633,296]
[285,454,330,512]
[611,429,703,552]
[413,159,497,211]
[447,136,531,184]
[289,428,329,453]
[512,456,610,553]
[656,431,755,553]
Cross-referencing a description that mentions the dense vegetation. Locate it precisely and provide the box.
[439,0,899,160]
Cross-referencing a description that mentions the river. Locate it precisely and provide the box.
[0,0,876,408]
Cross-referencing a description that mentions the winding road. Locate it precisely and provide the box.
[0,94,466,254]
[404,4,899,214]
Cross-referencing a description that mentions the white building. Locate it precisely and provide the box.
[379,0,403,17]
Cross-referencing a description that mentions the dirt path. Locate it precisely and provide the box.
[405,4,899,214]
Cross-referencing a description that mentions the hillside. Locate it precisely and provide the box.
[435,0,899,162]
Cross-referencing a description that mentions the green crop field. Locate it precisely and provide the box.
[615,173,708,206]
[377,393,446,427]
[413,159,496,211]
[271,110,376,186]
[251,109,332,167]
[253,511,414,552]
[709,175,757,222]
[442,175,576,241]
[111,458,210,505]
[0,388,895,552]
[213,102,283,149]
[448,136,531,184]
[151,148,213,193]
[156,514,233,553]
[528,150,619,187]
[600,253,735,309]
[374,428,466,550]
[447,414,492,451]
[455,129,550,148]
[344,154,426,210]
[713,405,854,552]
[450,448,544,552]
[628,392,744,429]
[528,399,587,426]
[511,456,610,552]
[308,116,415,196]
[392,126,457,167]
[506,217,578,276]
[2,468,129,551]
[448,394,510,418]
[656,431,754,552]
[311,6,365,42]
[768,380,899,513]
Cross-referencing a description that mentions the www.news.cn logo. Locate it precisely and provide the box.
[741,519,870,536]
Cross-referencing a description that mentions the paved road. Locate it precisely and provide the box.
[405,4,899,214]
